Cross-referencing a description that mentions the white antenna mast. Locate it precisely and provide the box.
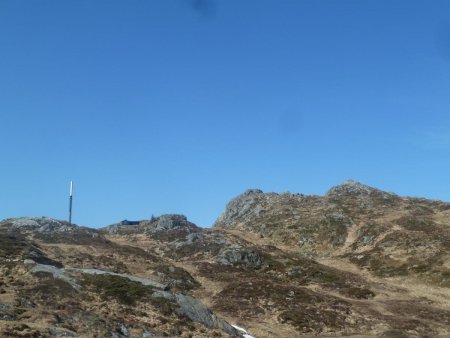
[69,180,73,224]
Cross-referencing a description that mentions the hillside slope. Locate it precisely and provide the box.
[1,181,449,337]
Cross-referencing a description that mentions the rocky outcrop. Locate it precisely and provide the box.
[153,214,196,232]
[3,217,75,233]
[216,244,262,268]
[25,260,80,289]
[152,290,240,336]
[140,214,201,243]
[77,268,168,290]
[214,189,268,228]
[1,217,108,245]
[25,261,169,291]
[104,214,200,236]
[326,180,397,200]
[103,223,122,235]
[174,293,240,336]
[23,259,239,336]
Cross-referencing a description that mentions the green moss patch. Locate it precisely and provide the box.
[82,274,154,305]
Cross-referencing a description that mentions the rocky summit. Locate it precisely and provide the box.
[1,181,450,337]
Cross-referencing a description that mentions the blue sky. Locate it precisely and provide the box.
[1,0,449,228]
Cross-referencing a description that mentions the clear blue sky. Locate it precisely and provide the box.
[1,0,450,228]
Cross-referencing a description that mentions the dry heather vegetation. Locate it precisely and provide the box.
[0,180,450,337]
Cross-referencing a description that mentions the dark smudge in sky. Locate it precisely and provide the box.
[187,0,217,19]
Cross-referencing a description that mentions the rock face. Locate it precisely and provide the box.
[215,189,278,228]
[173,293,239,336]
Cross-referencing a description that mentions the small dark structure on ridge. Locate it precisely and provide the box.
[120,220,140,226]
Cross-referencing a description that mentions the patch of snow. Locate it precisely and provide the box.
[232,324,255,338]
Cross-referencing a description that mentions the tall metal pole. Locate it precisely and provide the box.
[69,180,73,224]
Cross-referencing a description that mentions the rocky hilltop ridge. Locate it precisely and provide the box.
[213,180,450,285]
[214,179,449,229]
[1,216,108,246]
